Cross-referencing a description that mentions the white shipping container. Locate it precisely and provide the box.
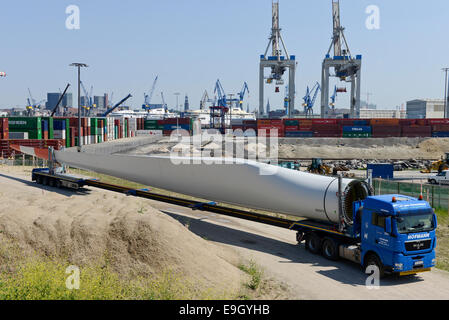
[135,130,163,136]
[53,130,66,140]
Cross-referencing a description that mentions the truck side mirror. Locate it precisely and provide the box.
[385,217,392,234]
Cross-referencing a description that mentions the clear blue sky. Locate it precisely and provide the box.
[0,0,448,113]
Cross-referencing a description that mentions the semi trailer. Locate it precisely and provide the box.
[15,144,437,277]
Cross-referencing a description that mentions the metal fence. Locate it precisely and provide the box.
[373,179,449,210]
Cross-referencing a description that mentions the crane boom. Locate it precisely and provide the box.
[102,94,132,117]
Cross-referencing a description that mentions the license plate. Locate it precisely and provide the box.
[414,261,423,267]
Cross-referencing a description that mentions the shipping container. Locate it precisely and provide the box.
[371,125,401,138]
[284,131,314,138]
[432,132,449,138]
[342,126,372,133]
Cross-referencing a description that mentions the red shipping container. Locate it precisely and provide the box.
[312,124,341,132]
[313,132,342,138]
[258,129,284,137]
[429,119,449,125]
[284,126,299,131]
[432,125,449,132]
[43,131,48,140]
[371,126,401,137]
[312,119,338,125]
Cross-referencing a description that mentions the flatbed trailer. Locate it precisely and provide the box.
[30,168,437,277]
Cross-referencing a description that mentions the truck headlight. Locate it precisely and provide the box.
[395,263,403,270]
[432,259,436,265]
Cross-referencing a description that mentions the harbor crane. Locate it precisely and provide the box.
[161,92,168,111]
[259,0,296,117]
[238,82,249,109]
[302,82,321,118]
[142,76,158,111]
[80,81,94,116]
[200,90,212,110]
[26,88,45,116]
[321,0,362,118]
[214,79,227,107]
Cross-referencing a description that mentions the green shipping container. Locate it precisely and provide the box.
[8,117,42,129]
[284,120,299,126]
[66,119,70,148]
[90,118,98,135]
[343,132,372,138]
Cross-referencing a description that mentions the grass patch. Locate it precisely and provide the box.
[0,254,223,300]
[238,261,263,291]
[435,209,449,272]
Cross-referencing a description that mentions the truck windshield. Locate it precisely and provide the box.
[396,214,435,234]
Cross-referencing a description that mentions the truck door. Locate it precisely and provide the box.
[371,212,394,267]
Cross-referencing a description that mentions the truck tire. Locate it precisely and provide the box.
[48,179,55,187]
[42,177,49,186]
[429,179,436,185]
[36,176,42,184]
[322,238,339,261]
[305,233,322,254]
[364,253,385,279]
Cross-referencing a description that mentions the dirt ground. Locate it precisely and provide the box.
[124,136,449,160]
[0,166,248,298]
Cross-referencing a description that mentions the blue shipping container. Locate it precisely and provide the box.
[163,124,190,131]
[367,163,394,180]
[54,120,66,130]
[342,126,371,133]
[42,120,48,131]
[284,131,314,138]
[432,132,449,138]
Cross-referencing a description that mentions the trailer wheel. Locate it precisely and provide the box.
[42,177,49,186]
[55,180,62,188]
[322,238,339,261]
[305,233,322,254]
[364,253,385,279]
[36,176,42,184]
[48,179,55,187]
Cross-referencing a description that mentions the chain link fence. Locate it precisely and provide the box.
[373,179,449,211]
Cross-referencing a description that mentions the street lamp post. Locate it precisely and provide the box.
[70,63,88,151]
[443,68,449,118]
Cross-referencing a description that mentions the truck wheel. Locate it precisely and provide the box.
[48,179,55,187]
[305,233,322,254]
[429,179,436,185]
[322,238,339,261]
[42,177,49,186]
[36,176,42,184]
[364,253,385,279]
[55,180,62,188]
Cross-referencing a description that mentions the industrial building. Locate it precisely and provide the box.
[406,99,444,119]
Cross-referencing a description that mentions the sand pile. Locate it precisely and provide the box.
[0,167,244,293]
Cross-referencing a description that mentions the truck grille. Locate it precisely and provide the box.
[405,239,432,252]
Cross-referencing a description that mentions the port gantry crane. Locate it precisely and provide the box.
[303,82,321,118]
[321,0,362,119]
[259,0,296,118]
[26,88,45,116]
[142,75,158,112]
[238,82,249,110]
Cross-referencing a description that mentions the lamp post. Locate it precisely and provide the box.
[70,63,88,151]
[443,68,449,118]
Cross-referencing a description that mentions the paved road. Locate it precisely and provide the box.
[147,201,449,300]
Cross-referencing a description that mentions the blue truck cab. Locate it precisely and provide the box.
[292,194,437,277]
[357,195,437,276]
